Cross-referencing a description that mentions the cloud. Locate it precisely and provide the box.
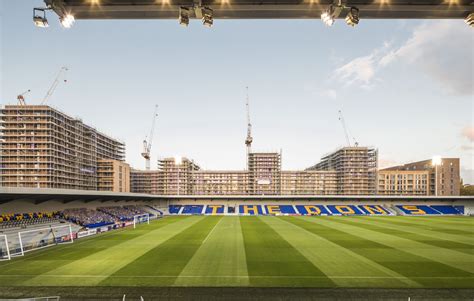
[461,145,473,151]
[378,158,399,169]
[322,89,337,99]
[462,126,474,142]
[332,44,390,90]
[461,167,474,185]
[332,21,473,95]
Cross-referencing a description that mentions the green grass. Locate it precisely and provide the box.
[0,215,473,294]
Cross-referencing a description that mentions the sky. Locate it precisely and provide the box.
[1,1,473,183]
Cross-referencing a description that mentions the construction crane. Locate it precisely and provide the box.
[141,105,158,170]
[245,86,253,156]
[41,66,68,105]
[17,90,31,105]
[338,110,358,147]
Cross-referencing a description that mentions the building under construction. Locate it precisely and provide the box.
[307,146,378,195]
[131,150,341,196]
[2,104,461,196]
[0,105,125,190]
[247,152,282,195]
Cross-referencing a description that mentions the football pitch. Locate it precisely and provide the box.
[0,216,473,299]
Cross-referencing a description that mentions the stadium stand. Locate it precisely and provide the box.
[169,205,182,214]
[62,208,115,228]
[168,204,465,216]
[98,206,148,221]
[205,205,225,214]
[0,211,61,229]
[145,205,164,216]
[396,205,463,215]
[181,205,204,214]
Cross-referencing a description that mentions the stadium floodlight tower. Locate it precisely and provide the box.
[0,235,11,261]
[133,214,150,229]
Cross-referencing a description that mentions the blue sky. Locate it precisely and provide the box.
[1,1,473,182]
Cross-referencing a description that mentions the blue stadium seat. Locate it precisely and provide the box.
[169,205,182,214]
[205,205,225,214]
[357,205,390,215]
[327,205,364,215]
[239,205,263,215]
[454,206,465,214]
[396,205,440,215]
[264,205,297,215]
[430,205,462,215]
[182,205,204,214]
[295,205,331,215]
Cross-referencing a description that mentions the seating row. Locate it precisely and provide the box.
[168,204,464,215]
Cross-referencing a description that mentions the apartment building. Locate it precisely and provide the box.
[248,152,282,195]
[192,171,249,195]
[130,151,339,196]
[130,169,162,195]
[158,157,200,195]
[307,146,378,195]
[0,105,125,190]
[281,170,337,195]
[378,158,460,196]
[97,159,131,192]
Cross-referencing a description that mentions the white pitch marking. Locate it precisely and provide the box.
[0,275,471,279]
[201,217,223,245]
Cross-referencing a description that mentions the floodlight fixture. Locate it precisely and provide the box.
[321,5,342,26]
[179,7,190,27]
[60,13,75,28]
[202,7,214,28]
[33,8,49,28]
[345,7,360,26]
[465,12,474,27]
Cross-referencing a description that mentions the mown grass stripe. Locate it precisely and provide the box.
[0,217,185,286]
[175,216,249,286]
[240,216,334,287]
[99,216,220,287]
[371,216,474,234]
[311,217,474,275]
[393,216,474,229]
[263,216,419,288]
[343,217,474,253]
[293,216,473,288]
[22,216,201,287]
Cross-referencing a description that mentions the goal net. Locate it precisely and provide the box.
[15,224,74,256]
[0,235,11,261]
[133,214,150,229]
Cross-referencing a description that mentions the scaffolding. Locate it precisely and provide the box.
[307,146,378,195]
[0,105,125,190]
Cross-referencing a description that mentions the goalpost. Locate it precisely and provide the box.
[12,224,74,257]
[133,213,150,229]
[0,234,11,261]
